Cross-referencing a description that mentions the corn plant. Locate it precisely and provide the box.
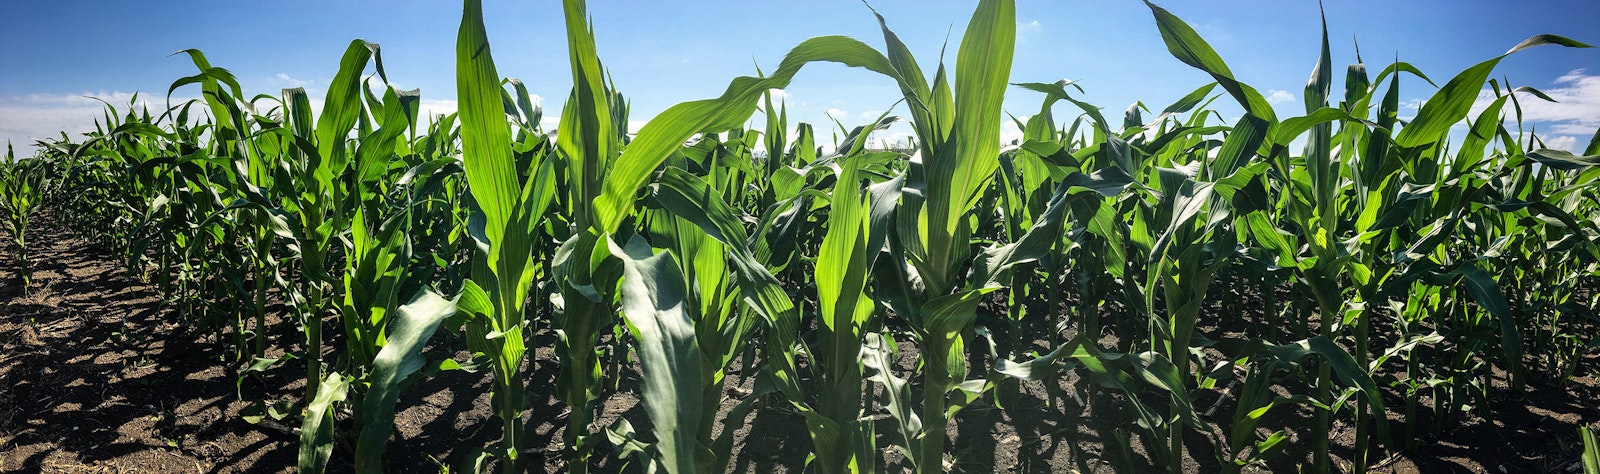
[1583,425,1600,474]
[15,1,1600,472]
[0,144,43,294]
[453,2,559,470]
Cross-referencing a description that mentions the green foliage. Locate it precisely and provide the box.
[20,2,1599,473]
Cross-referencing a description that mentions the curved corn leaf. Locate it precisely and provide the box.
[1396,34,1589,148]
[1529,149,1600,170]
[1456,264,1524,390]
[1144,1,1277,122]
[970,167,1130,287]
[1582,426,1600,474]
[596,36,901,233]
[354,289,457,473]
[298,373,350,473]
[611,236,704,474]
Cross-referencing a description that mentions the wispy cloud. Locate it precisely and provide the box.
[274,73,310,87]
[1264,89,1296,105]
[0,91,176,155]
[1475,69,1600,138]
[1017,19,1041,42]
[1001,119,1023,145]
[1459,68,1600,152]
[417,99,458,119]
[1544,135,1578,152]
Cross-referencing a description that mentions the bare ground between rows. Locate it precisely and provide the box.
[0,214,1597,473]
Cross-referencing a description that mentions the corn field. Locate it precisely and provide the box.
[5,0,1600,472]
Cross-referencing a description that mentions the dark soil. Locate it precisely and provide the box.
[2,215,1598,473]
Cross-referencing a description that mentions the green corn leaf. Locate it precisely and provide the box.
[650,167,750,246]
[1212,114,1269,180]
[869,6,941,154]
[1162,82,1220,117]
[595,36,900,233]
[935,0,1015,237]
[354,289,458,473]
[863,332,922,464]
[1130,351,1199,424]
[1396,34,1589,148]
[1505,34,1593,54]
[969,167,1130,287]
[1144,1,1277,122]
[611,236,704,473]
[1529,149,1600,170]
[1270,107,1367,148]
[557,0,619,229]
[1303,5,1335,221]
[818,155,876,335]
[1582,426,1600,474]
[921,287,1001,368]
[457,0,518,236]
[298,373,350,473]
[316,40,382,175]
[1454,95,1508,174]
[646,167,807,401]
[1282,336,1391,447]
[1456,264,1524,390]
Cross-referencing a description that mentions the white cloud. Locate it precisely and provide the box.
[1395,98,1426,121]
[1265,89,1296,105]
[0,91,182,155]
[274,73,310,87]
[1016,20,1042,44]
[417,99,458,120]
[1544,135,1578,152]
[826,108,847,118]
[1,88,477,156]
[1461,69,1599,148]
[1000,119,1023,145]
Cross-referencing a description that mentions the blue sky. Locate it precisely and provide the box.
[3,1,1597,155]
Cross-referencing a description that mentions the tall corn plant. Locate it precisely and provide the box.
[618,112,887,472]
[854,3,1027,470]
[1140,3,1397,470]
[178,40,387,416]
[644,118,906,474]
[454,1,560,471]
[314,80,466,473]
[168,50,283,362]
[545,1,638,470]
[571,1,1018,470]
[571,11,890,474]
[0,145,42,295]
